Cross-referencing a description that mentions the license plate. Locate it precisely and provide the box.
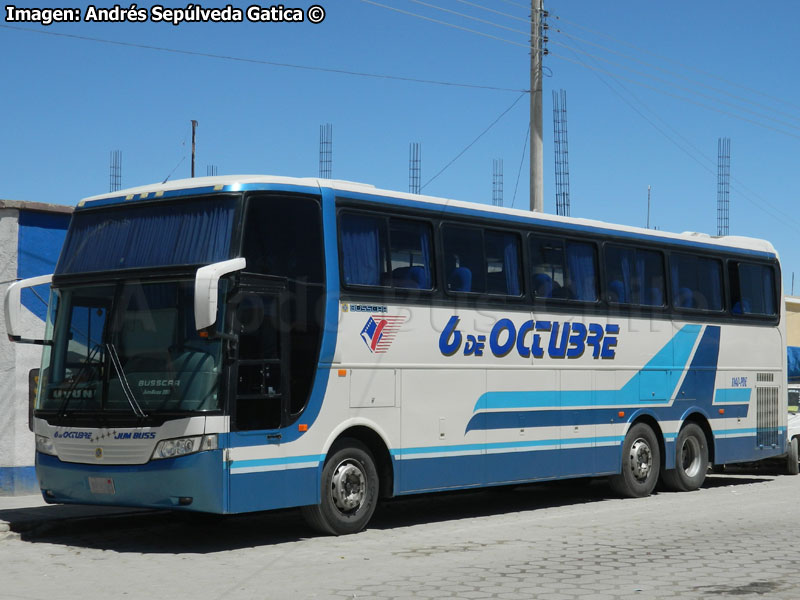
[88,477,116,495]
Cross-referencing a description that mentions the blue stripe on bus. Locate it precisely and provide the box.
[393,430,784,495]
[472,324,701,416]
[714,388,753,403]
[229,454,325,471]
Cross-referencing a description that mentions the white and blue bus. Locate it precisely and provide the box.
[4,175,789,534]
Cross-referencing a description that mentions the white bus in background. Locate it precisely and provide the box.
[4,175,791,535]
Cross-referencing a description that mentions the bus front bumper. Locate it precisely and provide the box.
[35,450,226,513]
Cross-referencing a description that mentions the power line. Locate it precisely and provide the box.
[360,0,539,49]
[552,14,800,113]
[0,23,526,93]
[548,50,800,142]
[559,41,800,231]
[552,27,800,128]
[511,123,530,209]
[496,0,530,9]
[450,0,530,24]
[422,92,526,190]
[406,0,530,36]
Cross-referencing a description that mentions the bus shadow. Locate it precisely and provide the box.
[8,474,774,552]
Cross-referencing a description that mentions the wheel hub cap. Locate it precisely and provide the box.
[630,438,653,482]
[680,437,702,477]
[331,460,366,513]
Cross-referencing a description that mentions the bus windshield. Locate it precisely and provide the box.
[38,279,225,416]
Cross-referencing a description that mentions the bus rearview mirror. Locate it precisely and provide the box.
[3,273,53,344]
[194,258,247,331]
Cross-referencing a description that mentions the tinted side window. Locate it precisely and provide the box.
[387,219,433,290]
[443,225,485,293]
[485,231,522,296]
[242,195,323,283]
[530,237,598,301]
[670,253,723,311]
[730,262,776,316]
[339,212,434,290]
[340,213,388,287]
[604,246,665,306]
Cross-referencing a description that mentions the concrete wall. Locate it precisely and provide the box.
[786,296,800,347]
[0,201,71,495]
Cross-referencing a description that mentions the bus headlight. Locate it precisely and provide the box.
[35,435,57,457]
[151,434,218,460]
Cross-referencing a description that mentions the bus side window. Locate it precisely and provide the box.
[604,245,664,306]
[730,262,776,316]
[670,253,723,311]
[442,225,485,294]
[531,236,597,302]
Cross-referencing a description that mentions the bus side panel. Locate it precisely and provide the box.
[227,466,320,513]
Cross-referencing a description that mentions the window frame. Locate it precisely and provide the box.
[337,208,436,295]
[601,243,668,309]
[528,232,601,306]
[728,259,779,319]
[668,251,726,314]
[440,222,525,299]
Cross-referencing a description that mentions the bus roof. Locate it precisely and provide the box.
[79,174,778,258]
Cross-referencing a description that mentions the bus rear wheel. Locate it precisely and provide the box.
[661,423,708,492]
[301,439,379,536]
[609,423,660,498]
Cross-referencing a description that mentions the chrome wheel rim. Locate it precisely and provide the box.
[330,459,366,514]
[680,436,702,478]
[629,438,653,483]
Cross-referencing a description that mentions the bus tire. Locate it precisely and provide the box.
[661,423,708,492]
[609,422,660,498]
[301,439,379,536]
[786,437,799,476]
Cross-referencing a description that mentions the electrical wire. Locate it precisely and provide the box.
[405,0,530,36]
[421,92,526,190]
[548,50,800,142]
[496,0,530,10]
[552,27,800,127]
[559,41,800,231]
[0,23,527,93]
[451,0,531,24]
[360,0,541,48]
[511,122,530,209]
[553,14,800,113]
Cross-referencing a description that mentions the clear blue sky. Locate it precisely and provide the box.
[3,1,800,290]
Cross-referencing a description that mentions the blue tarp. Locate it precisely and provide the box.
[789,346,800,381]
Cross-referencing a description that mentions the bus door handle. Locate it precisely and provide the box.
[266,433,282,443]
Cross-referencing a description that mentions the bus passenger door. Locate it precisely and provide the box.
[226,279,291,512]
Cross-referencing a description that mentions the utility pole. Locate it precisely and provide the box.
[191,119,198,178]
[647,185,651,229]
[530,0,544,212]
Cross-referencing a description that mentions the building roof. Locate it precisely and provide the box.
[0,199,73,215]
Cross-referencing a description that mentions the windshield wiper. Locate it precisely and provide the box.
[106,342,147,418]
[57,343,104,421]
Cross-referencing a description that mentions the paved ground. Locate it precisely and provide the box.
[1,470,798,599]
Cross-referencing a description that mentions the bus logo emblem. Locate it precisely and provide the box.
[360,315,406,353]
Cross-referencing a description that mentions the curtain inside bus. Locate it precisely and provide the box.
[55,196,236,274]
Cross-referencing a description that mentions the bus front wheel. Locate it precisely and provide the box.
[661,423,709,492]
[301,439,379,535]
[609,423,660,498]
